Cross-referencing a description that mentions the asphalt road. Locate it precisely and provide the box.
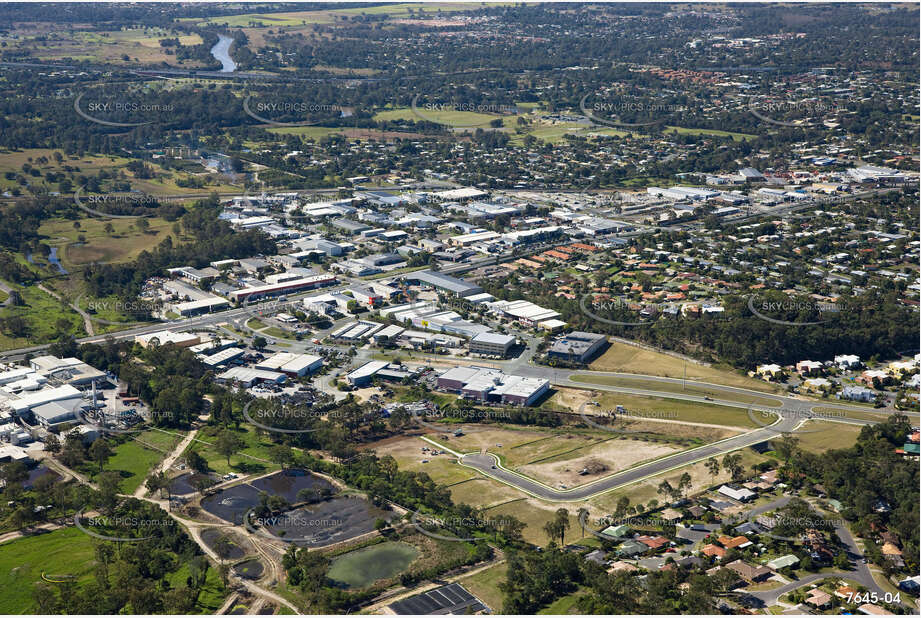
[745,497,898,608]
[459,417,798,502]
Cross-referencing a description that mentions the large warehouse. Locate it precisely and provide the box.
[548,331,608,363]
[436,366,549,406]
[401,270,483,298]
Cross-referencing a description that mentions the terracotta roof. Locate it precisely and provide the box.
[637,535,669,549]
[702,544,727,558]
[718,535,751,549]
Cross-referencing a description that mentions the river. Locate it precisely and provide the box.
[210,34,236,73]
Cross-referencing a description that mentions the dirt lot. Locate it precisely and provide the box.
[517,438,682,488]
[587,447,771,516]
[544,386,756,432]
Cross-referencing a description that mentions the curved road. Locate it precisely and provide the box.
[457,413,799,502]
[446,368,909,502]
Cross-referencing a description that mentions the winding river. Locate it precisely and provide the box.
[210,34,237,73]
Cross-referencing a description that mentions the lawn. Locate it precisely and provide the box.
[133,428,184,453]
[664,126,757,141]
[0,284,85,351]
[86,438,165,494]
[568,374,782,407]
[194,4,506,27]
[366,436,478,486]
[448,478,525,509]
[792,421,863,453]
[543,386,759,430]
[166,561,229,613]
[587,341,782,393]
[326,541,419,589]
[184,425,281,476]
[538,588,587,614]
[374,106,498,128]
[0,527,98,613]
[39,215,186,269]
[455,561,507,613]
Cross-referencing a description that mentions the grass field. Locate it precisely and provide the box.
[193,4,502,27]
[86,438,165,493]
[568,374,782,407]
[448,478,526,509]
[588,341,782,393]
[16,28,205,66]
[538,588,586,614]
[0,284,85,351]
[38,216,185,269]
[134,428,184,453]
[185,425,281,476]
[367,436,479,486]
[166,561,229,613]
[326,541,419,589]
[0,527,97,613]
[792,421,863,453]
[455,561,507,613]
[542,386,758,430]
[484,498,575,545]
[813,407,903,422]
[0,148,236,197]
[664,126,757,141]
[517,437,682,488]
[374,106,498,128]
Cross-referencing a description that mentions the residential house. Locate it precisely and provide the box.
[702,544,727,559]
[796,360,824,376]
[805,589,832,609]
[725,559,772,584]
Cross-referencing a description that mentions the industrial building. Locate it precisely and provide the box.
[255,352,323,377]
[29,356,106,386]
[228,274,337,302]
[547,331,608,363]
[469,332,516,358]
[487,299,562,327]
[436,366,549,406]
[135,331,201,348]
[401,270,483,298]
[215,367,287,388]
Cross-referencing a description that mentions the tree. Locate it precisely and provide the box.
[136,218,150,233]
[215,430,244,467]
[722,453,744,481]
[678,472,692,499]
[184,450,208,473]
[553,508,570,546]
[577,507,590,538]
[705,457,720,482]
[775,433,801,464]
[0,461,28,493]
[271,444,295,470]
[88,438,113,474]
[657,480,674,501]
[104,222,115,235]
[44,433,61,454]
[253,336,267,349]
